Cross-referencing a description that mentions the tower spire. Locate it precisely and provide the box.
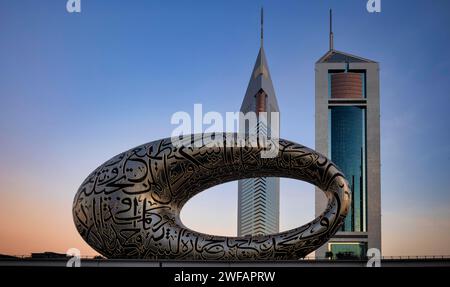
[329,9,334,51]
[260,7,264,47]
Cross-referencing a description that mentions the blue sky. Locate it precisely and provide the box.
[0,0,449,256]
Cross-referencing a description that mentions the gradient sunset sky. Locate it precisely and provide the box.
[0,0,449,257]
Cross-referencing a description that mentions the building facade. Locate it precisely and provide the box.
[237,11,280,236]
[315,11,381,259]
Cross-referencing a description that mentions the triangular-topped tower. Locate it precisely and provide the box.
[237,8,280,237]
[240,46,279,113]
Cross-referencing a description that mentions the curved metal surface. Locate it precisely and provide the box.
[73,133,351,260]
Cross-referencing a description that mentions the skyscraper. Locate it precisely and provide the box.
[315,10,381,259]
[237,9,280,236]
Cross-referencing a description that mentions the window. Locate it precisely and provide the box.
[329,106,367,232]
[328,70,366,99]
[329,242,367,260]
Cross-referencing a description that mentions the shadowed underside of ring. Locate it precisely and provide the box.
[72,133,351,260]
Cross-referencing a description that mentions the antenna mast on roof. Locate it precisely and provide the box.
[260,7,264,48]
[329,9,334,51]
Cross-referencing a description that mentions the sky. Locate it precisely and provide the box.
[0,0,449,257]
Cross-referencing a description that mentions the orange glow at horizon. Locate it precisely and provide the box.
[1,173,449,258]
